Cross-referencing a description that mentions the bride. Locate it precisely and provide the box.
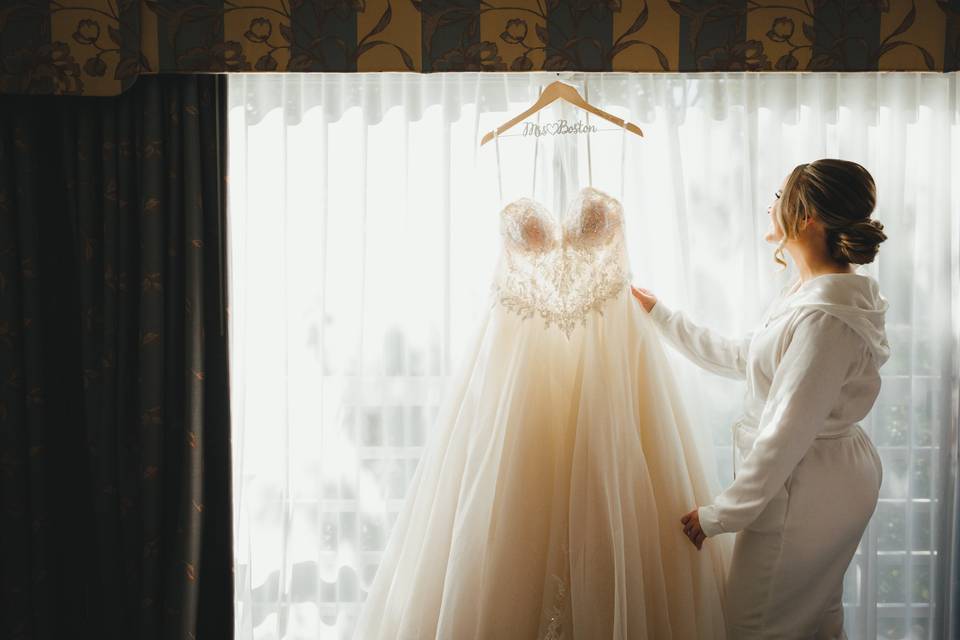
[352,109,731,639]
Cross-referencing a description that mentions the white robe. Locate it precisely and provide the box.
[647,272,889,639]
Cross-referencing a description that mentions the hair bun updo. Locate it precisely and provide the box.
[828,217,887,265]
[776,158,888,267]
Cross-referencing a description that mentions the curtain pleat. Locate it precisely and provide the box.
[0,73,233,640]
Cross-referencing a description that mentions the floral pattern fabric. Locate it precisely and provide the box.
[0,74,232,637]
[0,0,957,96]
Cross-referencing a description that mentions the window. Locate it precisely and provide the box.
[229,72,959,639]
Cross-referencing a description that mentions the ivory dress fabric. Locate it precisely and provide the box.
[648,272,889,639]
[353,124,732,639]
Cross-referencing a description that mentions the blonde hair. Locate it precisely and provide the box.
[772,159,887,269]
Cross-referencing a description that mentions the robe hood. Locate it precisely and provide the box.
[783,272,890,367]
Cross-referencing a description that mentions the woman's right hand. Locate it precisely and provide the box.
[630,285,658,313]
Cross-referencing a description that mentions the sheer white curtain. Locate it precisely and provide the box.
[227,71,960,639]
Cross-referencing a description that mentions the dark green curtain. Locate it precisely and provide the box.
[0,74,233,639]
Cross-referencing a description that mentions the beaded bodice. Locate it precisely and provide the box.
[492,185,630,336]
[489,100,634,339]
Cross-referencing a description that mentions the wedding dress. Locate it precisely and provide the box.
[353,114,731,640]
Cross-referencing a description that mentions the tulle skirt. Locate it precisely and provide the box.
[353,287,732,639]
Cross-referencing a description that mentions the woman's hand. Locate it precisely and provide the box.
[681,508,706,550]
[630,285,658,313]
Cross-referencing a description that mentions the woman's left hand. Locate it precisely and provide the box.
[630,285,657,313]
[681,508,706,550]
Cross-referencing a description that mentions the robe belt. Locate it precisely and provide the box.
[731,419,860,479]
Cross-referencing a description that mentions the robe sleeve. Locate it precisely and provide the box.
[697,310,863,537]
[647,300,752,380]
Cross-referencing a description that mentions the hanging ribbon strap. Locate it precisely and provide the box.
[493,126,503,205]
[620,119,629,201]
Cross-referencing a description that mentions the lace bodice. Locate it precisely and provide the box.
[492,186,630,336]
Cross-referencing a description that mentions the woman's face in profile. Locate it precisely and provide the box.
[764,176,788,244]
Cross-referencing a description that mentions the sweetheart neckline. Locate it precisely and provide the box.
[498,185,623,227]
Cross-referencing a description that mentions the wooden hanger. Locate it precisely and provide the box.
[480,78,643,146]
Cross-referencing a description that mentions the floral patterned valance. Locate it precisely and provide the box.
[1,0,958,97]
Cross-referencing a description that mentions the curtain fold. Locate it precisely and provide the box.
[0,73,233,639]
[229,71,959,640]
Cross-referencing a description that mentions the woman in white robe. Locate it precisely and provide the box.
[632,159,890,639]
